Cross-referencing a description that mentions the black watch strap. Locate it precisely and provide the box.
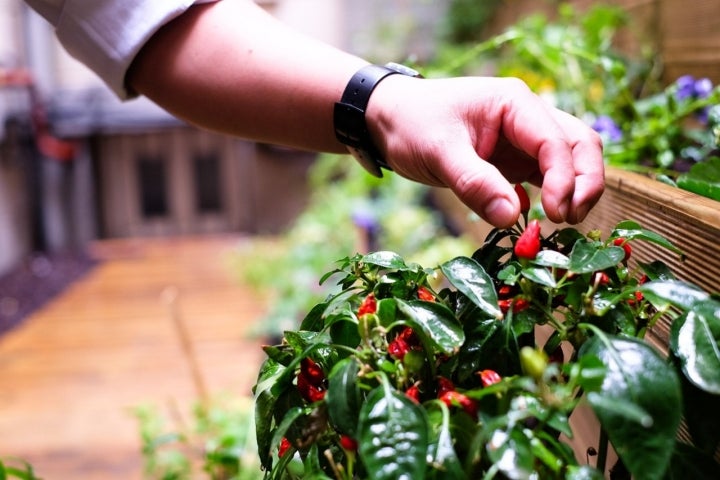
[334,63,421,177]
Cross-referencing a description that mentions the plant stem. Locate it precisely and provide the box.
[596,428,609,474]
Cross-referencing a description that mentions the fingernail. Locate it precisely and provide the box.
[574,204,589,223]
[484,198,515,227]
[557,201,569,223]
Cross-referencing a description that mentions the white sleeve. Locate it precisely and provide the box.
[25,0,219,99]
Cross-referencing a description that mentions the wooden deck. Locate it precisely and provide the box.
[0,236,268,479]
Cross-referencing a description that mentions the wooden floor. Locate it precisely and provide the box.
[0,235,268,479]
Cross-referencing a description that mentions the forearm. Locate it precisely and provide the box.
[127,0,366,152]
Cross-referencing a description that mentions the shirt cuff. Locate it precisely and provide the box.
[55,0,218,99]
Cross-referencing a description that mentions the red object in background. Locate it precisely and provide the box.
[1,67,77,163]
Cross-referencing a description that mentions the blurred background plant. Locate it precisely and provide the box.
[134,397,262,480]
[231,154,474,339]
[0,457,41,479]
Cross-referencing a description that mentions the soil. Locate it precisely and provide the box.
[0,251,98,336]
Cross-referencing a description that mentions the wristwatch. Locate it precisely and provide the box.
[333,62,422,177]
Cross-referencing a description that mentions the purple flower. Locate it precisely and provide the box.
[675,75,696,101]
[694,77,713,99]
[352,206,378,231]
[674,75,714,101]
[592,115,623,142]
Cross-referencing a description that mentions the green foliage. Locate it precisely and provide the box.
[134,398,263,480]
[0,458,41,480]
[232,154,473,338]
[253,218,720,478]
[441,0,504,44]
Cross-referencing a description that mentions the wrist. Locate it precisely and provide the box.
[333,63,422,177]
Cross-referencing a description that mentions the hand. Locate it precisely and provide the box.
[367,75,605,228]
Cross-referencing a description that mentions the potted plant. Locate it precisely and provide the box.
[252,188,720,479]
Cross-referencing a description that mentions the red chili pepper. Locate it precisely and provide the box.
[513,298,530,313]
[439,390,478,419]
[436,376,455,397]
[417,286,435,302]
[613,238,632,262]
[498,285,514,298]
[358,293,377,316]
[297,372,326,403]
[595,271,611,286]
[478,369,502,388]
[278,437,292,457]
[627,289,645,306]
[397,327,421,349]
[514,184,531,212]
[499,299,511,314]
[515,219,542,260]
[300,357,325,388]
[499,298,529,314]
[405,384,421,404]
[388,338,410,360]
[339,435,358,452]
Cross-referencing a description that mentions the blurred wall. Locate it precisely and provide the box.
[0,0,450,276]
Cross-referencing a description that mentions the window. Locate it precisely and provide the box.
[137,156,168,218]
[193,153,222,214]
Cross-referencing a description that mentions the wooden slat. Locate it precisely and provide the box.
[0,235,268,480]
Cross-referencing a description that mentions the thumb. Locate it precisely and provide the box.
[436,143,520,228]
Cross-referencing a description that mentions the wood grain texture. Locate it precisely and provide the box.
[0,235,267,479]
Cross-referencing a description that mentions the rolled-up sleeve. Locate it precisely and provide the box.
[25,0,218,99]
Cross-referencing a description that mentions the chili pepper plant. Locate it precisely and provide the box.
[253,188,720,479]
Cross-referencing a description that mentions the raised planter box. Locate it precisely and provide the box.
[568,167,720,348]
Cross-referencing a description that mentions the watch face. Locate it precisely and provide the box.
[384,62,422,78]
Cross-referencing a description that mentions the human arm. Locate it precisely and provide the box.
[125,0,606,227]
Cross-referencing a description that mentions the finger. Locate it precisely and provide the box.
[487,83,578,222]
[549,110,605,223]
[435,142,521,228]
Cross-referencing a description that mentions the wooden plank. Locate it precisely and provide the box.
[0,235,268,480]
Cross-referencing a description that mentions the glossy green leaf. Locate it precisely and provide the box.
[669,300,720,394]
[521,266,557,288]
[485,428,535,478]
[357,384,429,480]
[580,335,681,479]
[269,405,305,463]
[565,465,605,480]
[427,404,466,480]
[397,300,465,355]
[637,260,676,282]
[677,367,720,455]
[326,357,362,436]
[329,317,361,350]
[533,249,570,269]
[677,156,720,202]
[254,361,287,468]
[440,256,501,318]
[299,301,329,331]
[362,251,409,270]
[611,220,683,255]
[303,444,334,480]
[376,297,398,328]
[639,280,709,311]
[568,241,625,274]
